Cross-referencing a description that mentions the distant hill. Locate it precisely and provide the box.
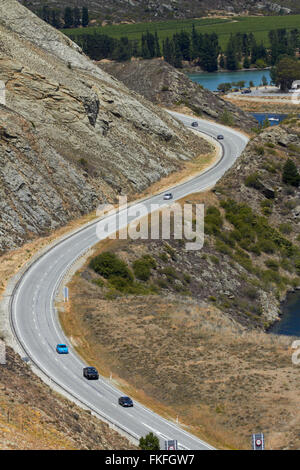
[18,0,298,23]
[99,58,257,131]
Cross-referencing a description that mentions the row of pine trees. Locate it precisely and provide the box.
[39,5,89,29]
[69,26,300,72]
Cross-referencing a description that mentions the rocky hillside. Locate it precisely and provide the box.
[0,346,136,449]
[74,118,300,331]
[18,0,297,22]
[65,120,300,450]
[100,59,257,131]
[0,0,211,253]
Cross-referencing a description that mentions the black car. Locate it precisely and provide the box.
[191,121,198,127]
[83,366,99,380]
[217,134,224,140]
[118,396,133,407]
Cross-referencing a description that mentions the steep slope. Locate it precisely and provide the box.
[100,58,257,131]
[64,118,300,450]
[0,346,136,449]
[0,0,210,252]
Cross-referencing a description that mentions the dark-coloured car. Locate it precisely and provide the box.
[191,121,198,127]
[83,366,99,380]
[118,396,133,407]
[217,135,224,140]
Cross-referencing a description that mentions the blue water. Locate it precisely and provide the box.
[188,69,271,91]
[252,113,287,126]
[269,291,300,337]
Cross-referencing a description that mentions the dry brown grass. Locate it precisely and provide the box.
[224,96,300,114]
[0,348,136,450]
[59,204,300,451]
[63,265,300,450]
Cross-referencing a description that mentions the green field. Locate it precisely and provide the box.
[64,15,300,49]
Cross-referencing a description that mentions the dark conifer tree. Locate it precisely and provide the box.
[64,7,74,28]
[82,6,89,27]
[73,7,81,28]
[154,32,161,57]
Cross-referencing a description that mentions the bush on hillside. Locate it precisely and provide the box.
[90,251,133,281]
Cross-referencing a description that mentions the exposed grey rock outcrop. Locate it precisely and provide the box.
[100,58,257,132]
[18,0,295,22]
[0,0,211,252]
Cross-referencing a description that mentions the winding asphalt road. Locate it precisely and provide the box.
[10,112,248,450]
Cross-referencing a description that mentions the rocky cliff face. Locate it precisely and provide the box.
[100,59,257,132]
[0,0,210,252]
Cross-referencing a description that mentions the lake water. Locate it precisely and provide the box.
[252,113,287,126]
[188,69,271,91]
[269,291,300,337]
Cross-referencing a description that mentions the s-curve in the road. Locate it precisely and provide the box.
[9,114,248,450]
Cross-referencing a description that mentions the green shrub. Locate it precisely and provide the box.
[260,199,273,216]
[90,252,133,281]
[257,239,276,254]
[92,278,105,287]
[259,269,283,285]
[156,278,168,289]
[108,276,157,295]
[104,288,121,300]
[220,110,234,126]
[245,173,263,190]
[233,248,254,272]
[209,255,219,265]
[294,259,300,275]
[265,259,279,271]
[160,266,179,282]
[139,433,160,450]
[79,157,88,167]
[218,231,236,247]
[108,276,132,291]
[229,229,242,242]
[280,258,293,272]
[282,159,300,187]
[133,255,156,281]
[288,143,300,154]
[254,145,265,156]
[215,239,232,255]
[243,286,258,300]
[183,273,191,283]
[249,244,261,256]
[279,223,292,235]
[159,252,168,262]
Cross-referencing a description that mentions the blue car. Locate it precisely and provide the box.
[56,344,69,354]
